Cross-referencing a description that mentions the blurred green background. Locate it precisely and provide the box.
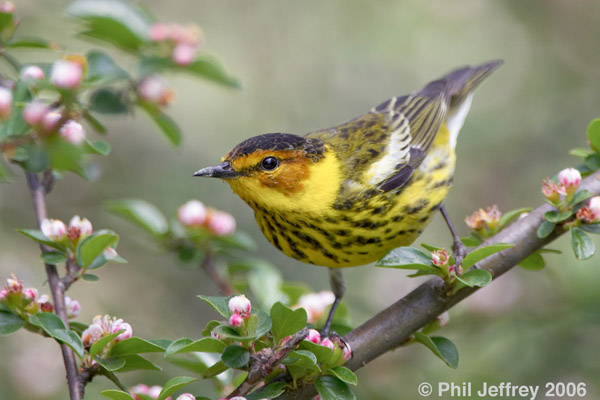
[2,0,600,399]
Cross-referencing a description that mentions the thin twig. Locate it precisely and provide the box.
[275,171,600,400]
[25,171,82,400]
[201,249,235,296]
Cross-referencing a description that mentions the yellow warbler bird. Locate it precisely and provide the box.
[195,60,502,334]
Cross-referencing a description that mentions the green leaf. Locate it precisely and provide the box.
[537,220,556,238]
[89,88,129,114]
[101,389,135,400]
[96,357,127,371]
[498,207,532,230]
[270,301,307,343]
[377,246,433,267]
[86,50,130,85]
[282,350,319,370]
[197,295,230,318]
[106,199,168,237]
[581,223,600,234]
[84,139,111,156]
[315,375,356,400]
[414,332,459,369]
[297,340,334,363]
[83,111,107,134]
[17,229,67,252]
[47,138,83,173]
[82,273,100,281]
[6,37,55,49]
[518,251,545,271]
[114,354,162,372]
[90,331,123,357]
[569,147,595,158]
[246,382,287,400]
[110,337,167,357]
[69,321,89,335]
[571,227,595,260]
[454,269,492,288]
[462,243,513,269]
[28,313,84,357]
[221,345,250,369]
[138,103,181,146]
[0,9,13,32]
[66,0,152,52]
[41,251,68,265]
[164,338,193,357]
[0,157,13,182]
[460,236,481,247]
[0,311,25,336]
[76,230,119,268]
[330,366,358,386]
[544,210,573,223]
[201,360,228,378]
[213,231,257,251]
[213,310,272,342]
[587,118,600,153]
[168,337,225,355]
[570,189,593,206]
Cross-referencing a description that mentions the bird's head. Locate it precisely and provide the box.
[194,133,341,213]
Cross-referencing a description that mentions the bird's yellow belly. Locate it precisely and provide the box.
[254,142,456,268]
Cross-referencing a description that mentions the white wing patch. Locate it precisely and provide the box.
[445,93,473,149]
[366,114,411,186]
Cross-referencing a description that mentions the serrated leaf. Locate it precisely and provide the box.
[41,251,68,264]
[462,243,512,269]
[197,295,230,318]
[221,345,250,369]
[0,311,25,336]
[454,269,492,288]
[76,230,118,267]
[414,332,459,369]
[138,103,181,146]
[544,210,573,223]
[537,220,556,238]
[270,302,307,343]
[101,389,135,400]
[587,118,600,153]
[571,227,595,260]
[86,50,130,85]
[330,366,358,386]
[498,207,532,230]
[106,199,168,237]
[110,337,167,357]
[518,251,545,271]
[315,375,355,400]
[90,331,123,357]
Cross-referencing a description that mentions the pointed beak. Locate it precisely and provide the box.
[193,161,241,179]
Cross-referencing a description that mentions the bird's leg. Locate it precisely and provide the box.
[321,268,345,338]
[439,205,471,269]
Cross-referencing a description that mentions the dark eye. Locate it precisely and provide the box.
[261,156,279,171]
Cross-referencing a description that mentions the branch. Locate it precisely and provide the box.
[276,171,600,400]
[201,249,235,296]
[25,171,82,400]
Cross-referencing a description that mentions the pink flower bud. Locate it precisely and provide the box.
[6,274,22,293]
[137,75,173,106]
[148,385,163,399]
[131,384,150,397]
[23,101,49,126]
[229,397,248,400]
[38,294,53,312]
[320,338,335,350]
[229,312,244,327]
[305,329,321,344]
[177,200,207,227]
[23,287,39,301]
[210,330,222,340]
[65,296,81,318]
[0,87,12,120]
[149,23,169,41]
[59,120,86,145]
[42,110,63,133]
[0,289,8,302]
[296,291,335,324]
[112,320,133,342]
[431,249,449,267]
[207,210,236,236]
[50,60,83,90]
[228,294,251,317]
[41,218,67,241]
[67,215,93,240]
[21,65,45,82]
[104,247,118,260]
[342,342,352,360]
[436,311,450,328]
[82,323,104,347]
[589,196,600,220]
[172,43,197,66]
[558,168,581,193]
[176,393,196,400]
[0,1,15,13]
